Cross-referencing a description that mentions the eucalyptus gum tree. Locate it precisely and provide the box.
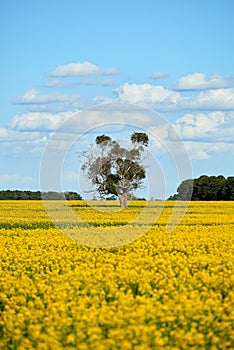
[81,132,149,208]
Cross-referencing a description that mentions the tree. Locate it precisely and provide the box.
[81,132,149,208]
[168,193,177,200]
[216,175,228,200]
[176,175,234,201]
[177,179,194,200]
[193,175,210,200]
[227,176,234,200]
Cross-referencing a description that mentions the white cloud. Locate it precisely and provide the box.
[47,61,119,77]
[114,83,234,111]
[92,95,115,105]
[174,112,225,139]
[14,89,80,105]
[149,71,168,80]
[0,125,47,157]
[149,111,234,159]
[115,83,181,108]
[0,128,47,156]
[4,79,234,161]
[175,73,234,90]
[183,88,234,110]
[9,112,74,131]
[8,108,153,135]
[0,127,42,141]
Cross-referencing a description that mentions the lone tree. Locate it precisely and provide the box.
[81,132,149,208]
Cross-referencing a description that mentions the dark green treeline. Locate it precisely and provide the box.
[0,190,82,200]
[176,175,234,200]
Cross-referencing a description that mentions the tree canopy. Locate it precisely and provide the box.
[176,175,234,200]
[81,132,149,207]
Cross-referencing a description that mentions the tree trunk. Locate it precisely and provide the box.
[119,192,128,208]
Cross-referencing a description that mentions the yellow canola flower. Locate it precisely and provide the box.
[0,200,233,349]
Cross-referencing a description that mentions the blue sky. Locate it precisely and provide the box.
[1,0,234,199]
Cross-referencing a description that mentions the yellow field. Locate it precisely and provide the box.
[0,200,234,349]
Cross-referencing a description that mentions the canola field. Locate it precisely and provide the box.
[0,200,234,350]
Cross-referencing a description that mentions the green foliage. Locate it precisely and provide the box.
[95,135,112,145]
[168,193,178,200]
[177,175,234,201]
[131,132,149,146]
[227,176,234,200]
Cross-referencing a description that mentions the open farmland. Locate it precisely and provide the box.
[0,200,234,349]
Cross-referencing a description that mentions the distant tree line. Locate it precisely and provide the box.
[0,190,82,200]
[172,175,234,200]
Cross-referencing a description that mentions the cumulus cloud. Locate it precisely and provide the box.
[114,82,234,111]
[8,108,149,134]
[149,111,234,159]
[149,71,169,80]
[14,89,80,105]
[22,84,234,113]
[0,127,42,141]
[115,83,181,109]
[1,110,234,164]
[184,88,234,110]
[175,73,234,90]
[47,61,119,77]
[174,112,225,139]
[166,111,234,144]
[9,112,74,131]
